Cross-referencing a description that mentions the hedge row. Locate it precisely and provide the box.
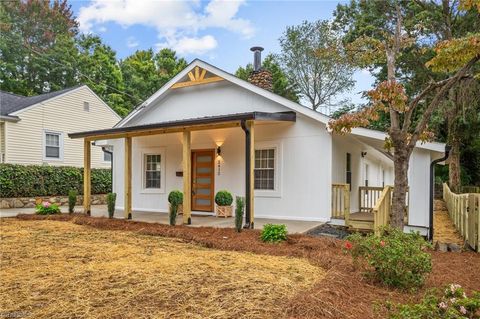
[0,164,111,198]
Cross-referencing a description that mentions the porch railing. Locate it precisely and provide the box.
[332,183,350,220]
[359,186,384,213]
[373,186,393,235]
[443,183,480,252]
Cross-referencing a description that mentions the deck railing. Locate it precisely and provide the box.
[443,183,480,252]
[359,186,384,213]
[372,186,393,235]
[332,183,350,220]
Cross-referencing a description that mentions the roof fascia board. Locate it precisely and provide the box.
[0,115,20,122]
[9,85,86,116]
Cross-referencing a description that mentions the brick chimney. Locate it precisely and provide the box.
[247,47,273,91]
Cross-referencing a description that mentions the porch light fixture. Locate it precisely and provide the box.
[216,146,222,156]
[361,151,367,158]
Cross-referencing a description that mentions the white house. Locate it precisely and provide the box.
[0,85,121,168]
[69,49,446,236]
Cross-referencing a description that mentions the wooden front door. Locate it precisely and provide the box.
[191,149,215,211]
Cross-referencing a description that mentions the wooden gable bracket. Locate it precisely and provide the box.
[171,66,224,89]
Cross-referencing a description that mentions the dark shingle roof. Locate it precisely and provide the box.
[0,85,83,116]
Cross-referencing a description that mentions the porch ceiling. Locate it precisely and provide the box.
[68,111,296,141]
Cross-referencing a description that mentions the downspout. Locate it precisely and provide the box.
[429,145,451,241]
[241,120,251,229]
[102,146,114,192]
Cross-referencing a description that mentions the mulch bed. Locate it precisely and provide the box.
[13,213,480,319]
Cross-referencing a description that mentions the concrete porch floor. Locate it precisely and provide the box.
[0,205,323,234]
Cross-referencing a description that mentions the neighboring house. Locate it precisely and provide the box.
[69,48,445,236]
[0,85,121,168]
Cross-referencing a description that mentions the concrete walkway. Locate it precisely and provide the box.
[0,205,323,234]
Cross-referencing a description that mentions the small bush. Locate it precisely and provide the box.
[261,224,287,243]
[68,190,77,213]
[168,190,183,206]
[107,192,116,219]
[215,190,233,206]
[234,196,245,232]
[168,190,183,226]
[344,227,432,289]
[386,284,480,318]
[35,201,61,215]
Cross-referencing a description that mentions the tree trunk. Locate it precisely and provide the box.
[391,146,409,229]
[448,139,461,192]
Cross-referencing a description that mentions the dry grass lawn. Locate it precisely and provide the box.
[0,219,324,319]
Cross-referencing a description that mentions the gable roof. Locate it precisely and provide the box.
[115,59,445,154]
[1,85,83,116]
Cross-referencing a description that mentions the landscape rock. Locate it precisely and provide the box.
[435,241,448,252]
[447,243,462,252]
[13,199,24,208]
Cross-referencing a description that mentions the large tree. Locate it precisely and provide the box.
[278,20,355,112]
[330,0,480,229]
[235,53,299,102]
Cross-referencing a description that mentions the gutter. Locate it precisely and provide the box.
[429,145,451,241]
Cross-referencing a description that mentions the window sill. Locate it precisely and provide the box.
[140,189,165,194]
[43,157,63,162]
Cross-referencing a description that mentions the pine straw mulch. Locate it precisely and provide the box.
[6,213,480,319]
[433,199,465,246]
[0,218,323,319]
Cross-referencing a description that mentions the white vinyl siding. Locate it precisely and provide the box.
[4,86,120,168]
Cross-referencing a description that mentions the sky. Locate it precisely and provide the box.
[70,0,375,108]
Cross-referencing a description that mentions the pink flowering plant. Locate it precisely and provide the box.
[344,226,432,289]
[35,201,61,215]
[386,284,480,318]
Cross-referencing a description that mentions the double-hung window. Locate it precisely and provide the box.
[44,131,63,160]
[144,154,162,189]
[254,148,275,190]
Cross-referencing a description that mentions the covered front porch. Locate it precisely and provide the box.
[69,111,297,229]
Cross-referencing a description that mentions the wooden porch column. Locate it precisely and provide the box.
[182,131,192,224]
[124,136,132,220]
[83,139,91,215]
[249,121,255,228]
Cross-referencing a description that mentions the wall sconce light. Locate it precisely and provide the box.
[361,151,367,158]
[216,146,222,156]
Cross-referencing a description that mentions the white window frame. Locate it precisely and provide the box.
[103,150,112,163]
[140,148,166,194]
[43,130,64,161]
[254,141,282,198]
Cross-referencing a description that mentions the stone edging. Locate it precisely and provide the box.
[0,194,108,209]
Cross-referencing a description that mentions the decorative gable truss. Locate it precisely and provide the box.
[171,66,224,89]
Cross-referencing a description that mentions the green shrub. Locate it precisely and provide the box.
[168,190,183,206]
[0,164,111,197]
[168,190,183,226]
[68,190,77,213]
[107,192,116,219]
[215,190,233,206]
[386,284,480,318]
[234,196,245,232]
[344,227,432,289]
[261,224,287,243]
[35,201,61,215]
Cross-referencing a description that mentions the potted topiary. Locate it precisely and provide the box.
[215,190,233,218]
[168,190,183,226]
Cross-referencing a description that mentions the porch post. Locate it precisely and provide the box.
[83,139,91,215]
[124,136,132,219]
[241,120,255,229]
[182,131,192,224]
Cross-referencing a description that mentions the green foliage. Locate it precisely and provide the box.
[387,284,480,319]
[168,190,183,205]
[260,224,287,243]
[0,164,111,197]
[215,190,233,206]
[344,227,432,289]
[106,192,116,219]
[68,189,77,213]
[234,196,245,232]
[279,19,355,111]
[35,201,61,215]
[235,53,299,102]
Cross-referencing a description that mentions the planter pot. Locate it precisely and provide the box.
[216,205,232,218]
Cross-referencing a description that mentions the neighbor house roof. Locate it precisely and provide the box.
[0,85,83,116]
